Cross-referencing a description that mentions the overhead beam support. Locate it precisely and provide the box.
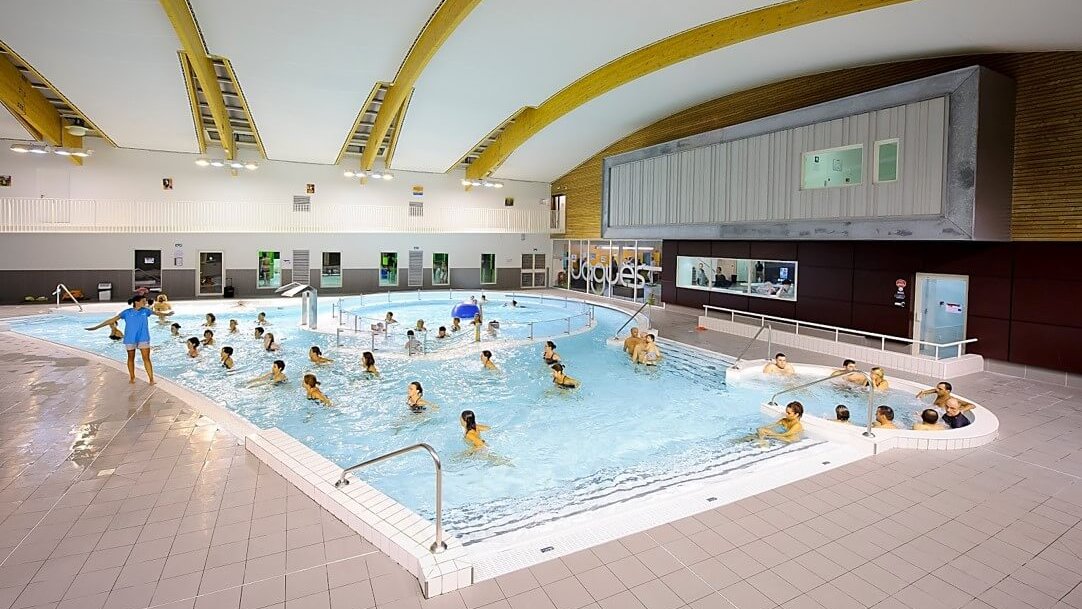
[359,0,481,171]
[0,51,82,164]
[160,0,235,159]
[466,0,914,180]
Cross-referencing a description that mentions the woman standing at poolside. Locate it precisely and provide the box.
[86,293,156,385]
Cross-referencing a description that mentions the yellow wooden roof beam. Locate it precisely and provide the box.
[466,0,913,180]
[160,0,235,159]
[0,51,83,164]
[359,0,481,171]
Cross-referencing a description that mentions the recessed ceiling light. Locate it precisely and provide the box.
[244,162,258,170]
[493,182,504,188]
[229,161,244,169]
[10,144,29,153]
[28,147,48,154]
[461,179,471,186]
[382,173,393,180]
[65,125,88,137]
[71,150,92,158]
[210,160,224,167]
[370,172,382,179]
[54,148,72,156]
[343,170,355,178]
[195,159,210,166]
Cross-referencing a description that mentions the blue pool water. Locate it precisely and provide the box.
[8,292,924,545]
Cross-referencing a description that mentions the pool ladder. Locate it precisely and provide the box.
[52,283,83,312]
[768,370,877,439]
[335,443,447,553]
[729,323,773,369]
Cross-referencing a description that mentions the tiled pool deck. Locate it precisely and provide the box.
[0,302,1080,609]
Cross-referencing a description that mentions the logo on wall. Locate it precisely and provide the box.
[893,278,907,308]
[570,258,656,290]
[305,183,316,195]
[0,175,13,187]
[411,185,424,197]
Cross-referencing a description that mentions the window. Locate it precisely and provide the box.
[480,253,497,285]
[801,144,863,190]
[874,139,899,183]
[321,252,342,288]
[257,251,281,289]
[676,255,797,301]
[379,252,398,287]
[432,253,449,286]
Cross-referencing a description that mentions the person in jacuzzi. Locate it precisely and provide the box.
[863,366,890,392]
[872,405,897,429]
[913,409,943,431]
[916,381,973,412]
[202,330,215,346]
[831,359,865,385]
[833,405,851,424]
[152,294,173,320]
[551,363,580,388]
[406,381,434,412]
[941,398,971,429]
[254,326,265,340]
[762,353,795,376]
[107,321,124,341]
[633,334,661,365]
[451,317,461,332]
[228,319,239,334]
[504,299,521,308]
[756,401,804,444]
[623,327,644,357]
[542,340,561,365]
[263,332,281,352]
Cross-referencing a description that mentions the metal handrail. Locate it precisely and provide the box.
[335,443,447,553]
[769,370,876,438]
[730,324,772,368]
[53,283,83,312]
[613,300,650,339]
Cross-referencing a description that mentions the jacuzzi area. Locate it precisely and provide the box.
[4,290,999,597]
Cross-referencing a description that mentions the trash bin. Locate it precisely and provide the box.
[98,282,112,301]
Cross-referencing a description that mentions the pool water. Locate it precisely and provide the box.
[8,293,911,546]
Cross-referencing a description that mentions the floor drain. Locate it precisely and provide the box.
[706,497,718,502]
[822,461,831,465]
[540,546,554,553]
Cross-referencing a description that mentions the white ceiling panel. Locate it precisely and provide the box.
[191,0,440,164]
[391,0,780,173]
[496,0,1082,182]
[0,0,200,152]
[0,106,32,141]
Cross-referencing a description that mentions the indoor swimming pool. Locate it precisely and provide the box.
[7,292,906,551]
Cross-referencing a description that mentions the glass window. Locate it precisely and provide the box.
[676,255,796,301]
[257,251,281,289]
[875,139,899,183]
[320,252,342,288]
[432,253,449,286]
[480,253,497,285]
[569,241,586,291]
[379,252,398,287]
[551,240,569,288]
[801,144,863,190]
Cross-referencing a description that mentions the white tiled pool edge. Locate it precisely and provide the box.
[245,429,473,598]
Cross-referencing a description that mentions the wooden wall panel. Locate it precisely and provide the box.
[552,52,1082,241]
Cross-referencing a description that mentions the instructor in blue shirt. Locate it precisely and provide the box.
[86,293,156,384]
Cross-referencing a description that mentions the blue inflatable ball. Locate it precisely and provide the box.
[451,302,481,319]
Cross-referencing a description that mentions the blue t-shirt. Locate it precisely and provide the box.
[118,307,153,344]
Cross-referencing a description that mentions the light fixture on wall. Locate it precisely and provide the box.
[10,142,93,157]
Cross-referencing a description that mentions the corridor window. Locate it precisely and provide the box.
[875,139,899,183]
[801,145,863,190]
[379,252,398,287]
[480,254,497,285]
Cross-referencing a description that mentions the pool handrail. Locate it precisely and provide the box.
[52,283,83,312]
[730,323,773,369]
[613,300,650,339]
[335,443,447,554]
[769,370,876,439]
[703,304,978,360]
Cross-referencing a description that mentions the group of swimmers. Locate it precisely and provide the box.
[620,327,662,365]
[756,352,975,441]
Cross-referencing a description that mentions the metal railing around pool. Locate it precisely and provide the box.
[768,370,877,438]
[730,324,773,369]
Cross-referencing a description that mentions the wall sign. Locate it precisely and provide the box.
[173,242,184,267]
[893,278,907,307]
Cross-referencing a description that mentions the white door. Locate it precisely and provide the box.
[912,273,968,358]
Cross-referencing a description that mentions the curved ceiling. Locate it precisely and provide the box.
[2,0,1080,181]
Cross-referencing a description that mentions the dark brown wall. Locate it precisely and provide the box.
[663,240,1082,373]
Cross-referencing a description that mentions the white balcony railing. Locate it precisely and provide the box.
[0,197,566,234]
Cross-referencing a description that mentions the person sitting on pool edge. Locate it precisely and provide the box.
[461,410,490,450]
[303,374,332,406]
[436,326,448,339]
[249,360,287,386]
[763,353,795,376]
[186,337,200,358]
[202,329,215,346]
[542,341,560,365]
[873,405,897,429]
[406,381,433,412]
[405,330,423,354]
[913,409,943,431]
[633,334,661,365]
[623,327,644,358]
[220,346,234,369]
[831,359,865,385]
[834,405,850,424]
[941,398,971,429]
[916,381,974,411]
[756,401,804,444]
[551,363,579,388]
[309,346,333,364]
[864,366,890,392]
[362,351,379,376]
[481,350,497,370]
[451,317,461,332]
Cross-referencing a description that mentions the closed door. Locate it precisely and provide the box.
[134,250,162,292]
[913,274,968,358]
[198,252,224,296]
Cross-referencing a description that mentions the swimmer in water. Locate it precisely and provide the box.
[762,353,795,376]
[831,359,866,385]
[254,326,265,339]
[303,374,331,405]
[481,350,497,370]
[451,317,461,332]
[487,320,499,337]
[220,346,234,369]
[542,341,561,365]
[406,381,434,412]
[107,321,124,341]
[152,294,174,321]
[404,330,423,354]
[361,351,379,376]
[202,330,215,346]
[460,410,490,450]
[309,346,333,364]
[186,337,200,358]
[873,405,897,429]
[256,312,270,326]
[833,405,851,424]
[623,327,644,358]
[551,363,579,388]
[913,409,943,431]
[436,326,448,339]
[263,333,280,352]
[384,311,398,325]
[505,299,519,308]
[170,322,182,337]
[249,360,287,386]
[415,319,427,332]
[864,366,890,392]
[756,401,804,444]
[228,319,239,334]
[203,313,216,327]
[633,334,661,365]
[469,296,478,305]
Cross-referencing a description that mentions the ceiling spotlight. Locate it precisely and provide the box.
[472,180,483,187]
[10,143,29,153]
[370,171,382,179]
[343,170,356,178]
[493,182,504,188]
[210,160,224,167]
[71,150,92,158]
[65,120,88,137]
[244,162,258,170]
[381,173,393,180]
[229,161,244,169]
[28,146,49,154]
[54,148,72,156]
[461,179,471,186]
[195,158,210,166]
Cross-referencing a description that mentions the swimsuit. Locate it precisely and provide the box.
[544,355,558,365]
[407,398,426,413]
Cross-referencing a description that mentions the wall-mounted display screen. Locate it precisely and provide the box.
[257,250,281,289]
[676,255,797,300]
[379,252,398,286]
